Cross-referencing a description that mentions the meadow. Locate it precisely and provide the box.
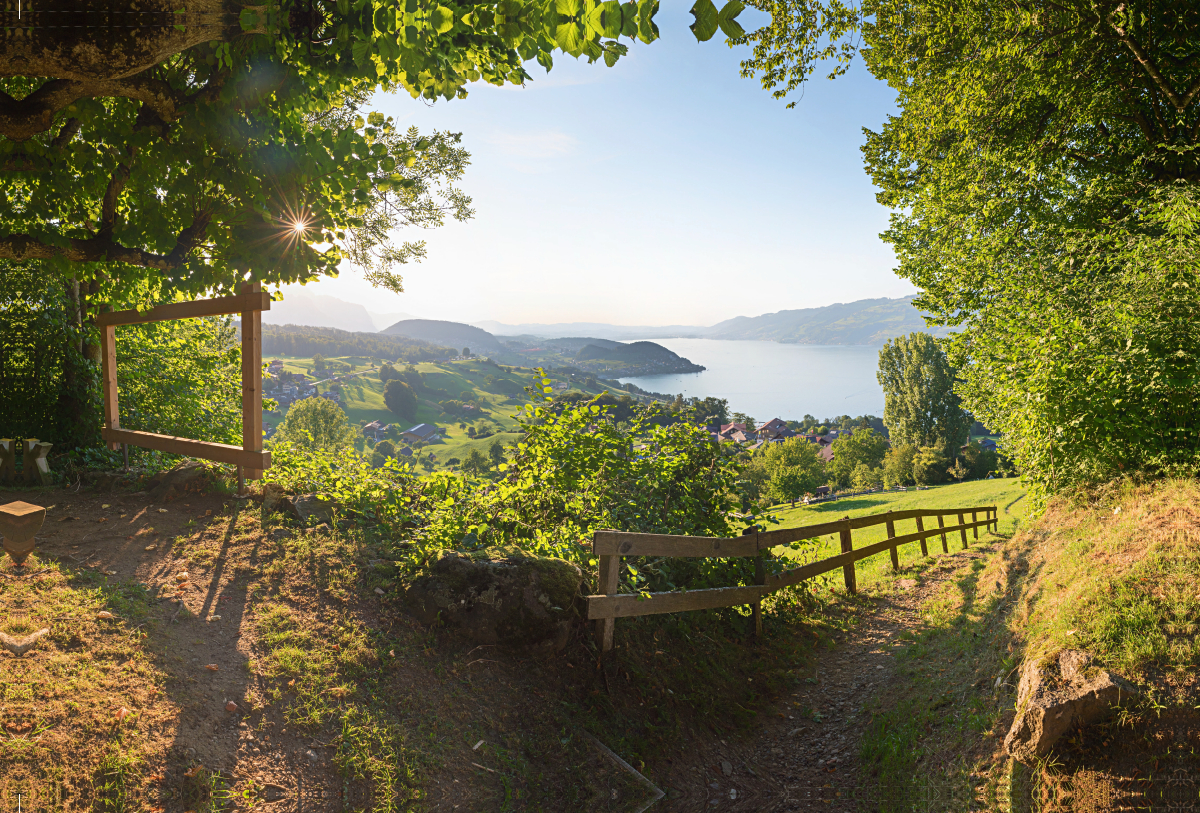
[770,478,1029,587]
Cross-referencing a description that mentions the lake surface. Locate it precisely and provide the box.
[618,339,884,422]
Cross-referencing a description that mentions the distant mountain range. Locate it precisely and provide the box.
[380,319,506,353]
[271,292,944,346]
[476,296,946,345]
[265,289,415,333]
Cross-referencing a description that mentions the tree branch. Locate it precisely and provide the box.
[0,217,209,271]
[0,77,180,141]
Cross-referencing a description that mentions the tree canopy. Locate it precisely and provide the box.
[877,332,969,450]
[3,0,754,304]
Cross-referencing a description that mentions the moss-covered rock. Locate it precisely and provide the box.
[402,546,584,654]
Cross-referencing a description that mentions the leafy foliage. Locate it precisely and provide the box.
[383,379,418,421]
[116,317,242,445]
[262,324,450,362]
[877,333,969,450]
[825,427,888,490]
[272,396,357,451]
[748,437,825,505]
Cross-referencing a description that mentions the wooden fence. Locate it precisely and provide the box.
[587,505,997,652]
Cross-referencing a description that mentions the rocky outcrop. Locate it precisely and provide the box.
[1004,650,1137,763]
[402,547,584,655]
[145,461,208,503]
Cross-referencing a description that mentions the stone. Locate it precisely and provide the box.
[290,494,339,527]
[402,546,584,655]
[1003,649,1136,763]
[262,483,291,515]
[145,462,207,503]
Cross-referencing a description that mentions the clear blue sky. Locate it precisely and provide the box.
[285,6,913,326]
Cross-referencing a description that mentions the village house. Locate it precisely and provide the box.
[757,418,795,440]
[363,421,390,441]
[401,423,442,444]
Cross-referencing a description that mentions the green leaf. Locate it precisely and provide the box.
[689,0,718,42]
[537,50,554,71]
[621,1,638,37]
[636,0,659,44]
[239,8,259,30]
[351,39,372,66]
[556,22,586,55]
[430,5,455,33]
[599,0,623,37]
[556,0,583,15]
[716,0,745,38]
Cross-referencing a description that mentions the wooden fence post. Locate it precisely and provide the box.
[972,510,979,541]
[595,552,620,653]
[241,281,264,481]
[937,514,948,553]
[992,507,998,532]
[916,516,928,557]
[839,518,856,595]
[101,324,120,451]
[753,551,765,638]
[886,511,899,571]
[958,513,969,549]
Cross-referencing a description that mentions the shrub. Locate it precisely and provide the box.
[384,379,417,422]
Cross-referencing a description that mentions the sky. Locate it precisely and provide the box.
[282,5,913,327]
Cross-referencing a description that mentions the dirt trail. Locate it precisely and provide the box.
[654,548,994,812]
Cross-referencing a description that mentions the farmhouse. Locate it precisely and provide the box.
[401,423,442,444]
[363,421,390,441]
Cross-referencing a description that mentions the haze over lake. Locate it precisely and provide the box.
[618,339,885,422]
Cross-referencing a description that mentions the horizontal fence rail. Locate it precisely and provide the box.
[587,506,997,652]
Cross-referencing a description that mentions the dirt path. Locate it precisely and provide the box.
[653,547,995,812]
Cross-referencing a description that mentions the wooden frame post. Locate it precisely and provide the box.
[241,282,264,481]
[886,511,899,571]
[958,512,969,549]
[839,518,856,595]
[938,514,948,553]
[972,510,979,541]
[97,288,272,472]
[916,516,928,557]
[595,551,620,653]
[102,324,119,451]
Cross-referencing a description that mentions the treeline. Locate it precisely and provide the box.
[261,325,452,362]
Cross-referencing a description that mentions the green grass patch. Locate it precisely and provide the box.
[770,479,1029,587]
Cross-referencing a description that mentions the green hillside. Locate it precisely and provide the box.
[770,478,1028,586]
[263,355,620,471]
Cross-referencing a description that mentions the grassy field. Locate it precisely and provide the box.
[769,478,1029,588]
[263,354,619,471]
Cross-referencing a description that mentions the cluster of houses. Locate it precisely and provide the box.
[362,420,443,447]
[264,360,318,410]
[709,418,861,463]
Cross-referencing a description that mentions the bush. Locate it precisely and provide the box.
[384,379,417,422]
[272,397,356,451]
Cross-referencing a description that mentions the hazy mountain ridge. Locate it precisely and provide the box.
[704,296,947,344]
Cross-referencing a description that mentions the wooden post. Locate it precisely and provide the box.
[241,282,264,480]
[972,510,979,540]
[992,507,998,532]
[938,513,948,553]
[958,512,969,549]
[916,516,928,557]
[886,511,899,571]
[753,551,765,638]
[20,439,38,484]
[101,324,120,451]
[838,518,856,595]
[595,553,620,653]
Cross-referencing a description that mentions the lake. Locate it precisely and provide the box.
[618,338,884,422]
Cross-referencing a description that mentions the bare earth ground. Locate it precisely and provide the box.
[3,481,1023,813]
[653,545,1012,813]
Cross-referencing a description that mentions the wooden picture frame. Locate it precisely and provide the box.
[97,282,272,478]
